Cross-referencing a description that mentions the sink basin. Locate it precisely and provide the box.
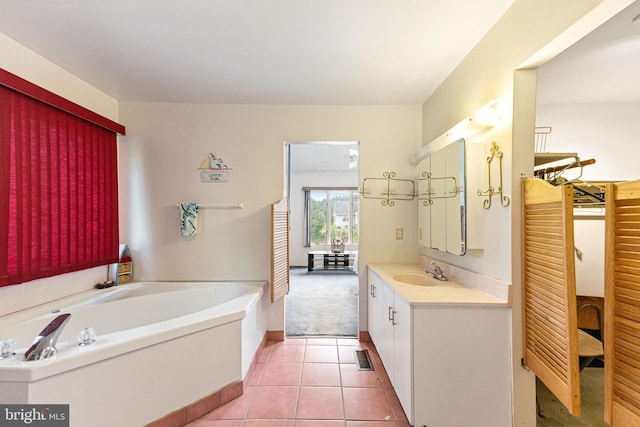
[392,273,435,286]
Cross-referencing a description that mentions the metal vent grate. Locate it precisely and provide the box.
[354,349,374,371]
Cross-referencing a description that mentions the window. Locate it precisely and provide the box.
[304,188,359,246]
[0,70,124,287]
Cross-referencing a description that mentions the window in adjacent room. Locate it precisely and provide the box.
[305,188,359,246]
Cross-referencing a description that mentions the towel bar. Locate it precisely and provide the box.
[176,202,245,209]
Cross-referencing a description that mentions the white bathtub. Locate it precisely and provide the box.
[0,281,268,427]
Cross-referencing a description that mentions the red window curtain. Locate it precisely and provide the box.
[0,84,119,287]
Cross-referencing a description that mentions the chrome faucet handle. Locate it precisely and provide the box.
[426,260,440,272]
[425,261,448,281]
[25,313,71,361]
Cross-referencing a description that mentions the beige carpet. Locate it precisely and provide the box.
[285,267,358,337]
[537,367,607,426]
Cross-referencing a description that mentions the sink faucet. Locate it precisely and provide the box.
[25,313,71,361]
[425,261,448,281]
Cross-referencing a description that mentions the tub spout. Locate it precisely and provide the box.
[25,313,71,361]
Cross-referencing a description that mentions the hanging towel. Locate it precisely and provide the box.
[179,202,199,237]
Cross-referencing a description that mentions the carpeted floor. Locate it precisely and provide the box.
[537,367,606,426]
[285,267,358,337]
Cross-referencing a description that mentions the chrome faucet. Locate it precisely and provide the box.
[25,313,71,361]
[425,261,448,281]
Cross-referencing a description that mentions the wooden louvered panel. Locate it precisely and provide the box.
[271,198,289,303]
[522,178,581,416]
[605,180,640,426]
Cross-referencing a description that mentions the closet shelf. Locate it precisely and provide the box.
[534,152,578,167]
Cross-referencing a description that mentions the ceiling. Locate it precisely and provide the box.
[536,0,640,104]
[2,1,637,106]
[289,143,359,175]
[0,0,516,105]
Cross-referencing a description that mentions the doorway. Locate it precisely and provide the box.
[531,2,640,424]
[284,142,360,337]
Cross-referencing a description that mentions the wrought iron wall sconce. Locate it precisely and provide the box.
[477,141,510,209]
[361,172,416,206]
[418,172,463,206]
[418,171,435,206]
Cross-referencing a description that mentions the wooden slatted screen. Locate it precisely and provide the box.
[522,178,581,416]
[605,180,640,426]
[271,198,289,303]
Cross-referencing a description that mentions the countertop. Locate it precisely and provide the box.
[368,263,510,307]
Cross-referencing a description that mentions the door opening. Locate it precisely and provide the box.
[284,141,360,338]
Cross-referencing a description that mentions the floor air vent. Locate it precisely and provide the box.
[354,349,374,371]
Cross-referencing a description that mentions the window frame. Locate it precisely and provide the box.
[304,187,359,246]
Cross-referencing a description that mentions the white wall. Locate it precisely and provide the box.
[573,217,606,297]
[0,33,119,121]
[118,103,422,332]
[536,103,640,182]
[289,172,358,267]
[535,102,640,298]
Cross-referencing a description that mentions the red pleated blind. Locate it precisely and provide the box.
[0,84,120,287]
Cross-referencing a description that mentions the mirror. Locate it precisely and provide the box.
[418,138,466,255]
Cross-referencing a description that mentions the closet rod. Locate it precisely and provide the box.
[535,158,595,176]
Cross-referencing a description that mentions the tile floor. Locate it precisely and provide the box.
[187,338,411,427]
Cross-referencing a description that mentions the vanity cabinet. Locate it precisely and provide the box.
[367,267,512,427]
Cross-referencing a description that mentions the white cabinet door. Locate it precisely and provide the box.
[368,270,409,385]
[412,306,512,427]
[377,280,396,376]
[367,271,384,346]
[391,296,412,420]
[368,270,413,423]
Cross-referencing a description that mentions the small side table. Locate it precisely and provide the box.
[307,250,357,272]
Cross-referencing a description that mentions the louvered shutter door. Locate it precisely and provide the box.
[271,198,289,303]
[522,178,581,416]
[605,180,640,426]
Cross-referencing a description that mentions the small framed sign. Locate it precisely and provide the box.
[201,170,230,182]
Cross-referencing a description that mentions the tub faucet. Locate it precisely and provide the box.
[425,261,448,281]
[25,313,71,361]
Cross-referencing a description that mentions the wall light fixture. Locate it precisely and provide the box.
[410,99,502,165]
